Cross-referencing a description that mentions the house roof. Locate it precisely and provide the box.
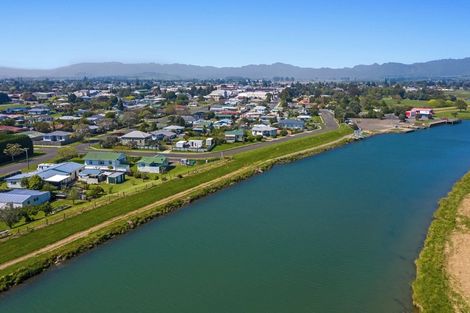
[252,125,278,131]
[84,151,125,161]
[138,155,168,165]
[163,125,185,130]
[120,130,152,139]
[279,119,305,125]
[0,189,50,204]
[151,130,176,137]
[225,129,245,136]
[45,131,72,136]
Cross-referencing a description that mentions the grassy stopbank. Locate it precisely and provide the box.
[0,125,352,291]
[413,171,470,313]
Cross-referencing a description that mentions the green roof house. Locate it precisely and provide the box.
[137,155,169,174]
[84,151,129,172]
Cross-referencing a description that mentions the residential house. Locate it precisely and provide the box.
[28,107,51,115]
[119,130,152,147]
[224,129,245,143]
[23,131,45,141]
[136,155,169,173]
[106,172,125,184]
[6,162,84,189]
[0,189,51,209]
[174,138,214,152]
[42,131,73,143]
[151,130,177,141]
[83,151,129,172]
[78,169,105,184]
[251,125,278,137]
[213,119,232,129]
[163,125,185,134]
[278,119,305,130]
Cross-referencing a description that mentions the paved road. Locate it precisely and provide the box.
[0,110,338,175]
[0,142,91,176]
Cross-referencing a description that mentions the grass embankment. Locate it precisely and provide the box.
[413,172,470,313]
[0,125,352,292]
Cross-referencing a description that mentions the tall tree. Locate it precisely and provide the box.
[3,143,23,161]
[456,99,468,112]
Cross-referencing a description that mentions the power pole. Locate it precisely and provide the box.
[23,148,30,170]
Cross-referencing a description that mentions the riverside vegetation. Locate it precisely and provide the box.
[413,172,470,312]
[0,125,353,292]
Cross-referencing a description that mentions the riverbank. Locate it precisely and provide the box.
[0,126,353,293]
[413,171,470,312]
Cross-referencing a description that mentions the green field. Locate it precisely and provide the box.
[382,97,430,107]
[0,125,352,266]
[435,109,470,120]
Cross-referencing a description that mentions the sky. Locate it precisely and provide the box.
[2,0,470,69]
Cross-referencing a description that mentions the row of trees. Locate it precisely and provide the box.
[0,203,53,229]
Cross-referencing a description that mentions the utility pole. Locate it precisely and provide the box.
[23,147,30,170]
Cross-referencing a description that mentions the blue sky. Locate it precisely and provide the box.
[2,0,470,69]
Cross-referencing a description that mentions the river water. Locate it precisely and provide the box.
[1,123,470,313]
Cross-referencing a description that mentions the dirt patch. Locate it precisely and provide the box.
[446,197,470,306]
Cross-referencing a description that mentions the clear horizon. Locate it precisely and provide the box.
[2,0,470,69]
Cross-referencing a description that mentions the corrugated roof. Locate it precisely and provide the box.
[0,190,50,204]
[84,151,125,161]
[138,155,168,165]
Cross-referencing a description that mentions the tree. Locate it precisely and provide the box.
[27,175,44,190]
[0,92,11,104]
[57,146,78,161]
[68,93,77,103]
[265,93,273,103]
[122,111,138,128]
[33,121,52,133]
[3,143,23,161]
[67,188,80,204]
[0,204,20,228]
[456,99,468,112]
[116,99,124,111]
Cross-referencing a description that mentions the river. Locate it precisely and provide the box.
[1,123,470,313]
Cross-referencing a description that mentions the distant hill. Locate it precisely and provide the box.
[2,58,470,80]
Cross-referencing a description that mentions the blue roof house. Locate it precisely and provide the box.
[278,119,305,130]
[0,189,50,209]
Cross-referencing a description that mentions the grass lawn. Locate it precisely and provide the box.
[435,109,470,120]
[212,141,254,152]
[382,97,431,107]
[0,125,352,266]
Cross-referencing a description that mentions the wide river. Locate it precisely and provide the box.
[1,123,470,313]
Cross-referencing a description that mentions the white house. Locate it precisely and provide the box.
[251,125,278,137]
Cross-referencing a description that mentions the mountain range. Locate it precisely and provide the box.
[2,58,470,80]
